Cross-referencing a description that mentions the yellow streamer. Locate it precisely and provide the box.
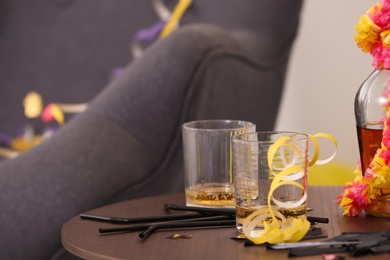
[50,104,65,126]
[309,133,338,166]
[242,132,337,245]
[242,164,310,244]
[158,0,192,39]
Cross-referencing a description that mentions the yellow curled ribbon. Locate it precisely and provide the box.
[242,132,337,245]
[308,133,338,166]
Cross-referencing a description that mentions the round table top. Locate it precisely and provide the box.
[61,186,390,260]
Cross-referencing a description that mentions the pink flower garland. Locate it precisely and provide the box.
[355,0,390,69]
[337,0,390,216]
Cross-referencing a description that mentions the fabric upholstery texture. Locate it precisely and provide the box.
[0,0,303,259]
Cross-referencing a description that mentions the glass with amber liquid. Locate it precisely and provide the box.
[182,120,255,208]
[355,69,390,217]
[185,183,235,207]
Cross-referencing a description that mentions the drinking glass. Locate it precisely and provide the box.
[182,119,255,207]
[232,131,309,233]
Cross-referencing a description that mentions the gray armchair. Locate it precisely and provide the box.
[0,0,303,259]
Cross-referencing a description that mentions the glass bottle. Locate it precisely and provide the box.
[355,69,390,217]
[355,69,389,173]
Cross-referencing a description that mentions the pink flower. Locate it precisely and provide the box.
[371,42,390,68]
[336,177,371,216]
[382,149,390,164]
[382,137,390,148]
[371,1,390,28]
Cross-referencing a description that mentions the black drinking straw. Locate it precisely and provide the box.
[80,212,209,224]
[306,216,329,224]
[164,204,329,224]
[99,224,149,234]
[99,215,233,234]
[138,219,236,239]
[164,204,236,216]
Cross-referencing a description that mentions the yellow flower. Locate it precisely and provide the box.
[354,14,381,52]
[381,29,390,47]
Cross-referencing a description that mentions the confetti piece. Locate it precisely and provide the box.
[322,254,345,260]
[166,234,192,239]
[230,234,247,241]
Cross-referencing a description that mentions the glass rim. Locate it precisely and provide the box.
[182,119,255,131]
[232,131,309,143]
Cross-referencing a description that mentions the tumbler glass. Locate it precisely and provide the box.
[232,131,309,233]
[182,120,255,207]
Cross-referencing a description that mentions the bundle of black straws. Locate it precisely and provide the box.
[80,204,328,240]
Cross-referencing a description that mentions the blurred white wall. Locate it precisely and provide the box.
[276,0,378,171]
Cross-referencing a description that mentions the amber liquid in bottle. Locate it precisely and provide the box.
[356,126,383,173]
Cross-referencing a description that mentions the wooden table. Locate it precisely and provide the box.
[61,186,390,259]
